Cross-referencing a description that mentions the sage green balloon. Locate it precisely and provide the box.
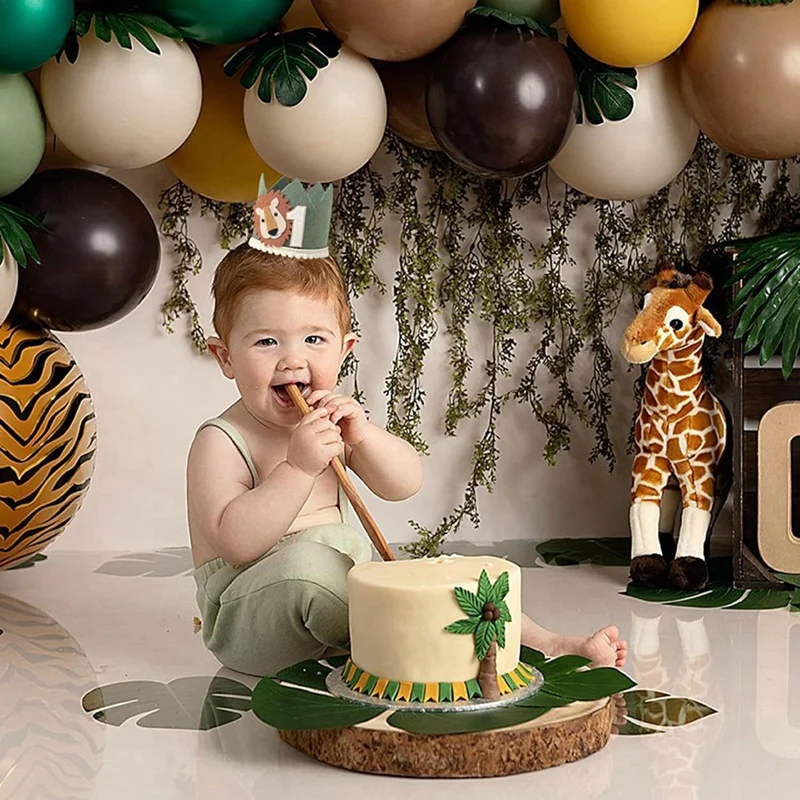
[0,0,74,74]
[480,0,561,25]
[0,75,45,198]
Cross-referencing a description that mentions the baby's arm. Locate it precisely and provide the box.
[346,422,423,501]
[187,408,340,566]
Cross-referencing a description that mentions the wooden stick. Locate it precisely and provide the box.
[285,383,395,561]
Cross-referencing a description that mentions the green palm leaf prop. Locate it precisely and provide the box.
[61,11,184,63]
[725,232,800,378]
[224,28,342,107]
[0,201,45,268]
[465,6,557,38]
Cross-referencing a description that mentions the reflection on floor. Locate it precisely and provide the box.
[0,547,798,799]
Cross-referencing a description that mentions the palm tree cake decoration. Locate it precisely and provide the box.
[444,569,512,700]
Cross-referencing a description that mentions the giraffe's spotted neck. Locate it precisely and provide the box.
[644,327,706,419]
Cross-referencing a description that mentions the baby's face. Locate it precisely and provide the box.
[222,289,354,428]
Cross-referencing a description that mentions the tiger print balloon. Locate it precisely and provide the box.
[0,317,96,569]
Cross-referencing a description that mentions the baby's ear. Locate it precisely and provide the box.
[207,337,235,379]
[341,332,357,359]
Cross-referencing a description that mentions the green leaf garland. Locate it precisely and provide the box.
[465,6,558,38]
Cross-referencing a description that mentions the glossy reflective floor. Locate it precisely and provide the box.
[2,546,800,799]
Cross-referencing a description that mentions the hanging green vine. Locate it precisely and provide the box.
[157,133,799,558]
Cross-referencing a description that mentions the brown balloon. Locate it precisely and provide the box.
[310,0,476,61]
[8,169,161,331]
[426,24,577,178]
[373,56,440,150]
[680,0,800,160]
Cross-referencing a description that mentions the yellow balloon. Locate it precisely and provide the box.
[166,46,280,203]
[561,0,698,68]
[280,0,326,30]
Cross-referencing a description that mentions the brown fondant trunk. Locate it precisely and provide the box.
[478,640,500,700]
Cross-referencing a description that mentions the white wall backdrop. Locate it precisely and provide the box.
[47,160,725,556]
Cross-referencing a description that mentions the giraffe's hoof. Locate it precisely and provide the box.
[630,555,669,588]
[669,557,708,591]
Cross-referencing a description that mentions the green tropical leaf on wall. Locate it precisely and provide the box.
[724,232,800,378]
[566,38,638,125]
[615,689,717,736]
[82,676,252,730]
[224,28,342,107]
[61,11,184,63]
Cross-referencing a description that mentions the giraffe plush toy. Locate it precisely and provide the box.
[621,263,728,591]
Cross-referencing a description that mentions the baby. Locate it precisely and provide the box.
[187,181,626,677]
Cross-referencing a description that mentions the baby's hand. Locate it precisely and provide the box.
[305,390,369,446]
[286,407,343,478]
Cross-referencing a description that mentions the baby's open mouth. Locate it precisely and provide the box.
[271,382,309,408]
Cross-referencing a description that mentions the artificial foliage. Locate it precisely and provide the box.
[156,133,800,557]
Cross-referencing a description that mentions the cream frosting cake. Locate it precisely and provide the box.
[344,554,530,701]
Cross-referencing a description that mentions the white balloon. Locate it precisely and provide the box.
[0,242,19,328]
[549,57,698,201]
[40,31,202,170]
[244,46,387,183]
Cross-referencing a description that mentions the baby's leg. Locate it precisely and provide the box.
[521,613,627,668]
[207,540,354,676]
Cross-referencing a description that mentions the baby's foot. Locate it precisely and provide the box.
[551,625,628,668]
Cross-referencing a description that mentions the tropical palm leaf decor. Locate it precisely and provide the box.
[464,6,557,39]
[250,646,636,736]
[60,11,184,63]
[224,28,342,107]
[444,570,512,699]
[536,537,632,567]
[724,231,800,379]
[0,201,45,268]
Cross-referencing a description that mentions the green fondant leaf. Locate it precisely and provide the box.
[496,620,507,650]
[251,678,381,730]
[520,646,546,667]
[487,571,510,604]
[477,570,492,603]
[496,600,512,623]
[444,617,481,635]
[364,674,379,696]
[439,683,453,702]
[474,619,497,661]
[274,659,331,692]
[410,683,426,703]
[544,668,636,701]
[454,586,483,617]
[465,679,482,698]
[385,680,400,701]
[538,655,592,680]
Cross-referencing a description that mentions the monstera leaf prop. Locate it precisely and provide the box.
[0,202,44,268]
[566,39,637,124]
[252,646,635,736]
[61,10,184,63]
[224,28,342,106]
[725,232,800,379]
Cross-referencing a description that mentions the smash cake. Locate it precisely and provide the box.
[341,554,537,703]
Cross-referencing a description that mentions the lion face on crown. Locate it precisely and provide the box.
[253,190,292,249]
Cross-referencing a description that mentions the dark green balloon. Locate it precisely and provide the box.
[0,0,74,74]
[148,0,294,44]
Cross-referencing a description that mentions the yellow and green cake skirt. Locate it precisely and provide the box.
[341,659,537,703]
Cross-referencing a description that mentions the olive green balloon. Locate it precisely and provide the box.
[480,0,561,25]
[0,0,74,74]
[0,75,45,198]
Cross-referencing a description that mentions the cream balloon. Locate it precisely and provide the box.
[243,47,387,183]
[40,31,202,170]
[550,57,697,201]
[0,242,19,327]
[37,125,110,174]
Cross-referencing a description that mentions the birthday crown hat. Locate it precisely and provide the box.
[249,175,333,259]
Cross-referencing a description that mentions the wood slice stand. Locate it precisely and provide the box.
[279,698,613,778]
